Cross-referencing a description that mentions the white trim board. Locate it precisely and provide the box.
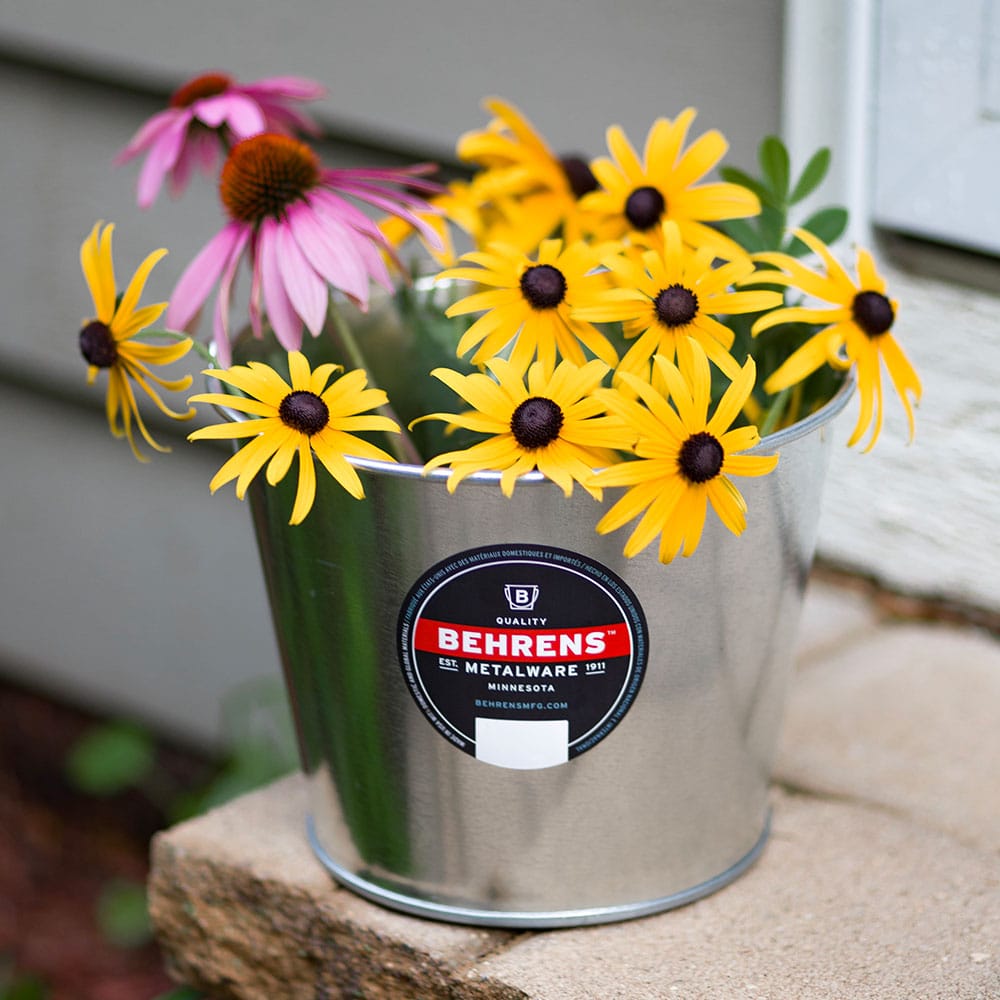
[784,0,1000,611]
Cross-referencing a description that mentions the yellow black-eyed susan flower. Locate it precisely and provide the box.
[456,97,600,249]
[78,221,195,461]
[573,220,782,380]
[440,238,619,374]
[590,339,778,562]
[746,228,921,451]
[188,351,400,524]
[580,110,760,260]
[415,357,634,498]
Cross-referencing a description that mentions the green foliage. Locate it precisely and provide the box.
[716,136,851,431]
[152,989,204,1000]
[719,136,847,256]
[0,967,48,1000]
[786,207,850,254]
[95,879,152,949]
[63,677,298,962]
[789,147,832,204]
[757,136,790,205]
[66,681,297,822]
[344,276,480,462]
[171,677,297,820]
[65,721,156,796]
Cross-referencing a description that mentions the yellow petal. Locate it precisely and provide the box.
[856,248,887,293]
[286,351,312,391]
[288,439,317,524]
[80,221,116,323]
[266,438,299,486]
[606,125,645,182]
[668,128,727,191]
[706,477,749,536]
[707,357,756,437]
[312,435,367,499]
[207,431,280,496]
[111,247,167,336]
[763,332,833,393]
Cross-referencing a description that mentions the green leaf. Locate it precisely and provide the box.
[193,745,292,814]
[0,973,49,1000]
[758,136,791,204]
[168,678,299,822]
[786,206,849,255]
[96,880,152,949]
[757,203,787,252]
[789,147,832,204]
[716,218,767,253]
[718,166,771,206]
[65,721,156,796]
[152,988,204,1000]
[758,387,793,437]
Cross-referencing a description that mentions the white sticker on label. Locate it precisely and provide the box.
[475,718,569,769]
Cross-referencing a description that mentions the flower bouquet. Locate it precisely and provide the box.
[79,71,921,926]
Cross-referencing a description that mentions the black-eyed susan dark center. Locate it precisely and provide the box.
[678,431,724,484]
[279,390,329,436]
[520,264,568,310]
[511,396,564,450]
[624,185,666,231]
[220,134,320,225]
[170,72,233,109]
[655,285,699,328]
[79,320,118,368]
[559,155,599,199]
[852,291,894,337]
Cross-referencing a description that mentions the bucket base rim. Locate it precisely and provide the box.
[305,810,771,929]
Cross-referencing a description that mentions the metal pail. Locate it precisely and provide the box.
[245,373,852,928]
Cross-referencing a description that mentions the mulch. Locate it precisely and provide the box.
[0,676,212,1000]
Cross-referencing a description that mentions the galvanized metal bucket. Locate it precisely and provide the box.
[243,371,852,928]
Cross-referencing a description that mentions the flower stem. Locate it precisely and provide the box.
[758,387,792,438]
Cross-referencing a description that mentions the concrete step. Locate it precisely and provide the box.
[148,579,1000,998]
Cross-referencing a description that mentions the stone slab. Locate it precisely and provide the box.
[794,577,881,666]
[472,789,1000,1000]
[150,776,1000,999]
[148,775,517,1000]
[777,620,1000,852]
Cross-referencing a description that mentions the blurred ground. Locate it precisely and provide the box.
[0,677,210,1000]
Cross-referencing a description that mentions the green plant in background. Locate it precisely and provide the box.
[65,720,158,799]
[173,676,299,817]
[0,964,48,1000]
[66,678,297,818]
[718,137,848,255]
[63,678,297,951]
[95,879,154,950]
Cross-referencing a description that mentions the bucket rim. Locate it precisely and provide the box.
[208,364,854,488]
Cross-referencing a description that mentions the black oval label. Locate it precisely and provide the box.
[397,544,648,769]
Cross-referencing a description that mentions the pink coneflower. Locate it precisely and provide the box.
[165,132,441,364]
[115,71,325,208]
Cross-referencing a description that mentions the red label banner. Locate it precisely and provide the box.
[413,618,632,661]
